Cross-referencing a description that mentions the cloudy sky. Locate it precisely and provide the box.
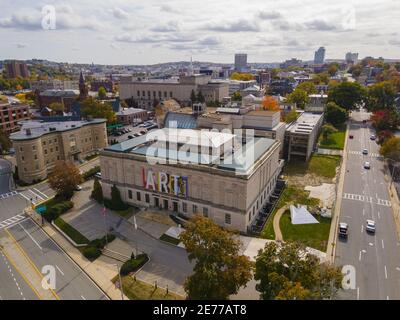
[1,0,399,65]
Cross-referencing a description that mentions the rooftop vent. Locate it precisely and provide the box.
[25,128,31,135]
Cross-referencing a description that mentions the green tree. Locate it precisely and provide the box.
[48,161,83,199]
[91,178,103,203]
[328,81,366,110]
[321,123,338,141]
[81,97,116,123]
[190,89,197,104]
[254,242,343,300]
[327,63,339,76]
[366,81,396,111]
[179,215,253,300]
[98,86,107,99]
[105,184,127,210]
[49,102,64,114]
[0,129,12,154]
[284,108,298,123]
[325,102,347,127]
[196,91,205,103]
[232,91,242,101]
[380,137,400,162]
[287,89,309,109]
[312,72,330,85]
[296,81,317,94]
[230,72,254,81]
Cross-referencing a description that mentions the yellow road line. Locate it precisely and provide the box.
[4,228,60,300]
[0,247,43,300]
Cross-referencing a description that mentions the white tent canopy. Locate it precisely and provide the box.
[290,205,319,225]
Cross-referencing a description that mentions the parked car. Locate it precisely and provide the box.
[366,220,376,234]
[75,185,82,191]
[128,135,134,139]
[364,161,371,169]
[94,172,102,179]
[362,149,368,155]
[338,222,348,238]
[370,135,376,140]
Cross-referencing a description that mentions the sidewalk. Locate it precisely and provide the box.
[27,209,128,300]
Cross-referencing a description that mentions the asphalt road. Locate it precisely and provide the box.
[335,110,400,300]
[0,158,12,195]
[0,237,39,300]
[6,218,108,300]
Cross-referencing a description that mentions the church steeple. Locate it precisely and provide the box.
[78,70,88,100]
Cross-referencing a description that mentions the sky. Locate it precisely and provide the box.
[0,0,399,65]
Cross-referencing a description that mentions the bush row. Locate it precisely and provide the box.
[120,254,149,276]
[82,166,100,180]
[43,201,74,222]
[82,234,116,261]
[54,217,89,245]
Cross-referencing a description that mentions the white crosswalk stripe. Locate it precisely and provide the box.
[343,193,391,207]
[0,191,19,199]
[18,188,50,205]
[347,150,382,158]
[0,214,26,230]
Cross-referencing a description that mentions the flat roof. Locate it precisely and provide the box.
[117,107,146,116]
[287,112,323,134]
[10,119,106,140]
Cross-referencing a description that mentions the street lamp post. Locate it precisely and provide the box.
[114,264,124,300]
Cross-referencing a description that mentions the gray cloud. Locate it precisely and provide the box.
[113,7,129,19]
[205,19,260,32]
[258,10,283,20]
[304,19,338,31]
[198,36,221,46]
[151,21,180,32]
[115,33,193,44]
[159,4,180,14]
[16,43,28,48]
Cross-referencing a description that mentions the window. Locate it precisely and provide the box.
[182,202,187,213]
[225,213,231,224]
[193,204,198,213]
[136,192,141,201]
[137,90,140,97]
[169,91,173,98]
[19,147,23,152]
[145,194,150,203]
[21,156,25,161]
[34,155,37,160]
[44,150,48,155]
[32,146,36,150]
[43,141,46,145]
[203,207,209,217]
[128,190,133,199]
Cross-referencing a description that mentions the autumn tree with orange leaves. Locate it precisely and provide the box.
[262,96,280,111]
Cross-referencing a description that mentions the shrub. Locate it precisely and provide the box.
[104,185,128,211]
[91,178,103,203]
[120,254,149,276]
[88,234,116,249]
[42,201,74,222]
[82,166,100,180]
[82,246,102,261]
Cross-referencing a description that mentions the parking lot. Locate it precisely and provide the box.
[108,119,157,144]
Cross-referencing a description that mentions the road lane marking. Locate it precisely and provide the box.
[18,192,31,202]
[357,287,360,300]
[33,188,49,200]
[384,266,388,279]
[378,211,381,219]
[56,265,64,276]
[18,223,42,251]
[81,295,86,300]
[4,228,60,300]
[382,239,385,249]
[359,251,362,261]
[362,208,365,216]
[361,225,363,233]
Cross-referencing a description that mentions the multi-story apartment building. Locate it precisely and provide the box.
[0,98,31,134]
[234,53,248,72]
[10,119,107,183]
[116,108,148,125]
[314,47,326,65]
[119,74,229,110]
[30,80,79,92]
[5,60,30,78]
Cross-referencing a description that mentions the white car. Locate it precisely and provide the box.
[364,162,371,169]
[75,185,82,191]
[362,149,368,155]
[370,135,376,140]
[366,220,376,234]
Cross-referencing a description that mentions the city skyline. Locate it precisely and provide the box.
[0,0,400,65]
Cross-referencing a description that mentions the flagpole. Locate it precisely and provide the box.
[103,206,108,246]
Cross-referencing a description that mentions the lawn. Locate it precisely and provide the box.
[159,233,181,245]
[284,154,341,179]
[260,186,320,240]
[319,125,347,150]
[279,209,331,251]
[54,217,89,245]
[120,276,184,300]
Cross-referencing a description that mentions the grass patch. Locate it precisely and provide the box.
[159,233,181,245]
[279,209,331,251]
[284,154,341,179]
[120,254,149,275]
[120,276,184,300]
[319,125,346,150]
[54,217,89,245]
[261,186,320,240]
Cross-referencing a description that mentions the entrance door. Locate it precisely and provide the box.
[173,201,178,212]
[163,199,169,210]
[154,197,159,208]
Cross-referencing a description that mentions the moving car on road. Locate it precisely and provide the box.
[364,161,371,169]
[75,185,82,191]
[366,220,376,234]
[370,135,376,140]
[338,222,348,239]
[363,149,368,155]
[94,172,102,179]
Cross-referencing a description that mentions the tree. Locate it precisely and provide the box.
[196,91,205,103]
[262,96,280,111]
[230,72,254,81]
[81,97,116,123]
[91,178,103,203]
[190,89,197,104]
[105,184,127,210]
[327,63,339,77]
[349,64,362,78]
[48,161,83,199]
[98,86,107,99]
[371,109,400,132]
[0,129,11,154]
[366,81,396,111]
[254,242,343,300]
[49,102,64,114]
[312,72,330,85]
[380,137,400,162]
[232,91,242,101]
[325,102,347,127]
[328,81,366,110]
[287,89,309,109]
[296,81,317,95]
[284,108,298,123]
[321,124,338,141]
[179,215,253,300]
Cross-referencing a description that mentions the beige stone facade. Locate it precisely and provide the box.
[99,130,283,233]
[10,119,108,183]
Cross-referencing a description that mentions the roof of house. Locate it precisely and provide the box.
[164,112,197,129]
